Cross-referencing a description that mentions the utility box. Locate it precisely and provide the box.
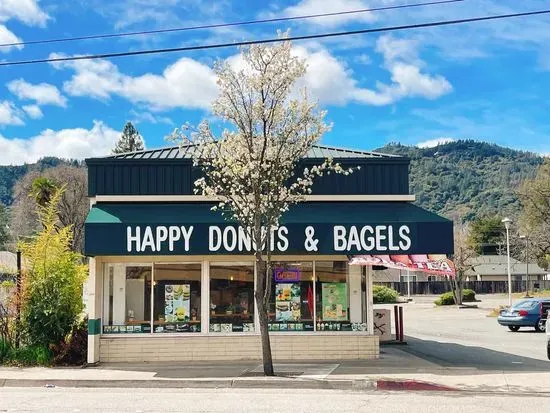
[373,309,392,341]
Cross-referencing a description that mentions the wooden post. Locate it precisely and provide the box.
[399,306,404,342]
[15,250,21,349]
[394,305,400,341]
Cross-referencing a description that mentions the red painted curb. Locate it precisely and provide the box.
[377,380,458,392]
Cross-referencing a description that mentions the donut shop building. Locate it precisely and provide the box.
[84,144,453,364]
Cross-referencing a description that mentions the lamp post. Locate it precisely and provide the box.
[519,235,530,298]
[502,218,512,307]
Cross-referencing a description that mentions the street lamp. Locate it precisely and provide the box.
[502,217,512,307]
[519,235,530,298]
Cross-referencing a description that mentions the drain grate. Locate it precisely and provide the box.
[240,371,304,377]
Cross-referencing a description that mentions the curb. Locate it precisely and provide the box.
[0,378,375,390]
[0,377,460,392]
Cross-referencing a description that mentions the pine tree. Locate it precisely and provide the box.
[112,122,145,154]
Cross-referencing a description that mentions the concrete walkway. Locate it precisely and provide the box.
[2,346,550,394]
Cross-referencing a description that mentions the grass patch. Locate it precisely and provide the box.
[487,305,506,317]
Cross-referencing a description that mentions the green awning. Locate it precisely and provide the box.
[85,202,453,256]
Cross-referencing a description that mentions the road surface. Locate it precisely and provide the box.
[1,388,549,413]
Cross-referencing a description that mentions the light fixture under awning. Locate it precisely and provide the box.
[349,254,456,277]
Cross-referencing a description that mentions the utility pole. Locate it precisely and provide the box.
[520,235,530,297]
[502,218,512,307]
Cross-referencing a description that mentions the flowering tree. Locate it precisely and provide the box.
[172,36,352,375]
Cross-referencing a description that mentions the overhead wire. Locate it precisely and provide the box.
[1,8,549,67]
[0,0,465,48]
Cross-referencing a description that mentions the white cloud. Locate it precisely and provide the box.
[354,54,372,65]
[0,25,22,53]
[22,104,43,119]
[52,54,218,111]
[417,137,456,148]
[0,121,120,165]
[293,35,451,107]
[7,79,67,107]
[51,34,451,112]
[130,110,173,126]
[0,101,24,126]
[0,0,49,27]
[279,0,375,27]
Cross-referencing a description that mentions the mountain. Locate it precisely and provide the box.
[376,140,544,221]
[0,157,79,206]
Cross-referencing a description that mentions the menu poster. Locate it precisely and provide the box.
[165,284,191,323]
[275,283,301,322]
[321,283,348,321]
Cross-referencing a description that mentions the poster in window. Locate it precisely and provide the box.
[165,284,190,323]
[275,283,301,321]
[321,283,348,321]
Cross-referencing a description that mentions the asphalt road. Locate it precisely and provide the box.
[378,294,550,372]
[1,388,550,413]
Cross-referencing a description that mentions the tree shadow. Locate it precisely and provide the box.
[399,336,550,373]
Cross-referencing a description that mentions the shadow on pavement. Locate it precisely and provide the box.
[97,336,550,379]
[399,336,550,373]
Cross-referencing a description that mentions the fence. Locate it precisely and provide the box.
[375,280,550,295]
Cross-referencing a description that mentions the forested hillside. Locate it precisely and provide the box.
[0,158,79,205]
[376,140,543,221]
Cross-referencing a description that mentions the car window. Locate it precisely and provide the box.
[513,301,538,310]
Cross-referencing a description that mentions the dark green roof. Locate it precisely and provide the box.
[102,144,400,160]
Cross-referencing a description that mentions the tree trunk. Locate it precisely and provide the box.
[453,275,464,306]
[254,253,274,376]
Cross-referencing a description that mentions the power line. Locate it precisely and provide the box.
[0,0,465,48]
[1,8,549,67]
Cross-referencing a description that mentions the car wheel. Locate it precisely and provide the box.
[547,342,550,360]
[535,318,546,332]
[508,325,520,332]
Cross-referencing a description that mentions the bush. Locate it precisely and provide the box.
[52,317,88,366]
[373,285,399,303]
[19,189,87,349]
[0,338,11,362]
[0,339,51,366]
[463,289,476,302]
[435,289,477,305]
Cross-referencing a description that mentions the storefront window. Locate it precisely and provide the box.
[153,264,201,333]
[268,262,314,332]
[102,265,152,334]
[209,263,255,333]
[315,261,351,331]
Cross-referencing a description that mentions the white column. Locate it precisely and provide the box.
[201,260,210,334]
[87,258,103,364]
[365,266,374,335]
[112,264,126,325]
[349,264,362,323]
[102,265,111,326]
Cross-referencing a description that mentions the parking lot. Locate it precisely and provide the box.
[377,294,550,372]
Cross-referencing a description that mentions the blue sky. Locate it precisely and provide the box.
[0,0,549,164]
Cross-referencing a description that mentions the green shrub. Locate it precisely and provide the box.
[0,338,13,362]
[435,289,477,305]
[463,289,476,302]
[12,345,51,366]
[0,339,51,366]
[373,285,399,304]
[52,317,88,366]
[19,189,87,349]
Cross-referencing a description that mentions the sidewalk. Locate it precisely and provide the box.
[2,346,550,394]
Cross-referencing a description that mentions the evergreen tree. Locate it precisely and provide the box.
[112,122,145,154]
